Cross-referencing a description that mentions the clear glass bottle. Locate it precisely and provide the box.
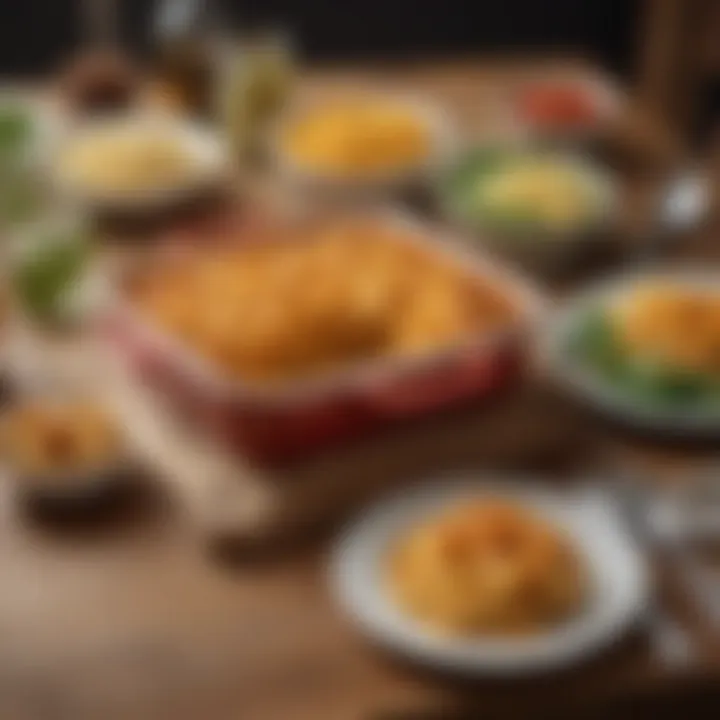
[217,29,295,165]
[152,0,218,118]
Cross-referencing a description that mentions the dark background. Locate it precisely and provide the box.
[0,0,640,78]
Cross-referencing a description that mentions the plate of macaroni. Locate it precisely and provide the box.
[331,478,647,674]
[548,269,720,435]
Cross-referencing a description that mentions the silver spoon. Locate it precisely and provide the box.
[639,168,711,263]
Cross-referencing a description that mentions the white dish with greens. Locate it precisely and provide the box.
[439,146,616,264]
[547,270,720,433]
[8,216,93,329]
[0,95,60,226]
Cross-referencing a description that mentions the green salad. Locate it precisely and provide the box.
[12,228,90,326]
[443,147,607,239]
[0,103,44,226]
[568,307,720,410]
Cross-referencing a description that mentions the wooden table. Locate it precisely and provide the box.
[3,59,720,720]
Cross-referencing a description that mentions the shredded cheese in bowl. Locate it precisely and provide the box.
[60,128,196,194]
[282,99,433,178]
[54,116,224,207]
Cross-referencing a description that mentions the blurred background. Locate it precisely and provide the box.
[2,2,720,719]
[1,0,640,75]
[4,0,720,146]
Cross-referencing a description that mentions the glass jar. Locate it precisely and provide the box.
[217,30,295,165]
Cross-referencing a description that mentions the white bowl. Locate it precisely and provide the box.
[510,72,624,146]
[546,268,720,436]
[0,390,136,510]
[51,113,229,213]
[330,478,648,676]
[272,93,455,198]
[438,146,619,275]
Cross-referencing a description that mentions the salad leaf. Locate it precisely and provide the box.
[620,361,720,407]
[13,233,89,325]
[568,309,624,377]
[445,148,509,203]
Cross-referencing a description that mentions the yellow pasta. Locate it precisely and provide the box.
[1,403,120,476]
[387,500,585,635]
[59,125,198,194]
[613,283,720,375]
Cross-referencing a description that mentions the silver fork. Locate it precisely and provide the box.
[589,471,694,666]
[651,467,720,631]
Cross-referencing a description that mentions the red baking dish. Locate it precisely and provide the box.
[100,210,545,463]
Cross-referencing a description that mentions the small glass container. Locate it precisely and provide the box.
[153,36,216,118]
[58,49,138,115]
[217,29,295,165]
[152,0,218,118]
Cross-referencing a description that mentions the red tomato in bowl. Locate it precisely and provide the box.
[518,84,599,129]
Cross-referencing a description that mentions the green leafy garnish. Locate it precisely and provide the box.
[569,309,625,377]
[13,233,89,325]
[570,308,720,410]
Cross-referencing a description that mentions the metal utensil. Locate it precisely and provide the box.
[638,169,711,263]
[661,170,710,234]
[649,472,720,630]
[591,473,694,666]
[155,0,201,40]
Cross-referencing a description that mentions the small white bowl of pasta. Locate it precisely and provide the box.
[51,113,229,214]
[273,91,455,198]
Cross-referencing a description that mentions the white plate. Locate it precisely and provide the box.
[546,268,720,435]
[51,113,228,213]
[510,71,624,145]
[330,478,648,675]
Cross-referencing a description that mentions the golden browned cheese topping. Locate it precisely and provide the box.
[612,283,720,376]
[386,500,585,635]
[133,221,518,384]
[0,403,120,477]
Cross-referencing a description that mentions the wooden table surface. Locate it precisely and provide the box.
[3,59,720,720]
